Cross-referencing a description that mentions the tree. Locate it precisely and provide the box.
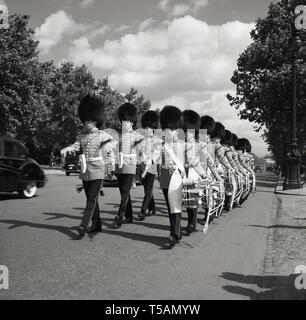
[125,87,151,128]
[0,13,152,163]
[227,0,306,165]
[0,14,52,160]
[47,62,96,151]
[95,78,125,132]
[96,82,151,132]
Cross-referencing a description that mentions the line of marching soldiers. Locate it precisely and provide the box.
[61,95,256,245]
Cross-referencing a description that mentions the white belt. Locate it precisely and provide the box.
[86,156,103,162]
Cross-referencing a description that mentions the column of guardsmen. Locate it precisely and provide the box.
[61,95,256,245]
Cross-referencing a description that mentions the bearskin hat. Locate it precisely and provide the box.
[221,130,233,146]
[141,110,159,129]
[211,122,225,139]
[200,116,216,136]
[160,105,182,130]
[243,138,252,153]
[182,110,201,130]
[118,103,137,124]
[78,94,104,126]
[237,138,247,152]
[232,133,238,148]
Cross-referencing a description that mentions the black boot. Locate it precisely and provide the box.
[191,209,198,232]
[146,207,156,216]
[169,214,178,245]
[77,224,86,238]
[87,220,102,233]
[174,213,182,241]
[138,210,146,221]
[114,215,123,227]
[186,209,193,235]
[224,196,231,212]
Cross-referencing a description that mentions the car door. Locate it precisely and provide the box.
[0,139,26,192]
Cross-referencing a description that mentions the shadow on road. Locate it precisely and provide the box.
[220,272,306,300]
[0,219,79,240]
[0,212,174,248]
[249,224,306,230]
[101,228,172,250]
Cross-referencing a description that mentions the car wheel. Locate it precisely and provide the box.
[66,172,70,176]
[20,183,37,199]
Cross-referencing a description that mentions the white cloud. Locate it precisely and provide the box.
[87,25,110,39]
[116,24,133,33]
[158,0,208,17]
[34,11,81,53]
[139,18,155,32]
[34,10,109,54]
[68,16,254,98]
[80,0,95,8]
[67,15,267,155]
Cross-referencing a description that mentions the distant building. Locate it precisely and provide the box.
[264,156,276,172]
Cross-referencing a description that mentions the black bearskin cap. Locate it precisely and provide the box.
[78,94,104,126]
[211,122,225,139]
[182,110,201,130]
[141,110,159,129]
[200,116,216,135]
[237,138,247,152]
[232,133,238,148]
[160,105,182,130]
[118,103,137,124]
[243,138,252,153]
[221,130,233,146]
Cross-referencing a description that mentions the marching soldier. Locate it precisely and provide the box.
[137,110,160,221]
[236,138,254,204]
[211,122,234,212]
[60,95,115,237]
[200,116,224,222]
[114,103,144,227]
[159,106,205,245]
[182,110,206,235]
[221,130,239,211]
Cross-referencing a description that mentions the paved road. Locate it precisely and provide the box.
[0,173,277,300]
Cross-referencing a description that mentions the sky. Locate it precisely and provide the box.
[4,0,279,156]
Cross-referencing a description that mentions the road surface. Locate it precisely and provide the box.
[0,173,277,300]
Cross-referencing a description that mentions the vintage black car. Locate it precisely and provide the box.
[63,153,80,176]
[0,137,47,198]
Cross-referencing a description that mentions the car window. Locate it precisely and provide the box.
[4,140,28,158]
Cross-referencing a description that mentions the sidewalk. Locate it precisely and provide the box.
[259,183,306,299]
[41,166,65,176]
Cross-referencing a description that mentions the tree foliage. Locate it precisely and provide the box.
[227,0,306,165]
[0,13,151,163]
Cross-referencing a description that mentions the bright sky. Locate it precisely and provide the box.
[6,0,279,156]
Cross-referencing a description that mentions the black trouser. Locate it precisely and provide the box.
[117,174,134,220]
[81,179,102,228]
[141,173,156,213]
[187,208,198,230]
[162,188,181,238]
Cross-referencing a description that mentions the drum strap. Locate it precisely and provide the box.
[185,136,189,177]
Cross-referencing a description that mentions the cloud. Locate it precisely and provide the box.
[158,0,208,17]
[116,24,133,33]
[34,10,81,53]
[34,10,110,54]
[67,15,266,155]
[80,0,95,8]
[139,18,155,32]
[68,16,254,98]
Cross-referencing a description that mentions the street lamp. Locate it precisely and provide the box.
[284,4,305,190]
